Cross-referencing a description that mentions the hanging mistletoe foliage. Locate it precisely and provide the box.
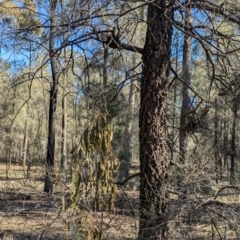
[69,113,120,211]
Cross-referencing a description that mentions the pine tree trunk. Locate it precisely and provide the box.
[44,0,59,194]
[5,126,12,179]
[122,55,138,177]
[214,97,220,184]
[22,117,28,167]
[61,70,67,171]
[23,44,32,169]
[171,43,178,161]
[219,118,224,178]
[103,43,108,88]
[178,3,192,191]
[230,98,237,185]
[138,1,173,239]
[223,118,228,171]
[179,3,192,165]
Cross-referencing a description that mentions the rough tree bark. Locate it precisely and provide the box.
[138,1,173,239]
[44,0,59,194]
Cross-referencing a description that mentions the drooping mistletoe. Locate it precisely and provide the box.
[63,113,119,239]
[70,112,120,211]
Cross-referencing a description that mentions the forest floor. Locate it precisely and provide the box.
[0,164,139,240]
[0,164,240,239]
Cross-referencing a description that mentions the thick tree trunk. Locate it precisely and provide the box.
[44,0,59,194]
[138,1,173,239]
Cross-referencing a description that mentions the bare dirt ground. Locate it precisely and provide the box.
[0,164,139,240]
[1,164,240,240]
